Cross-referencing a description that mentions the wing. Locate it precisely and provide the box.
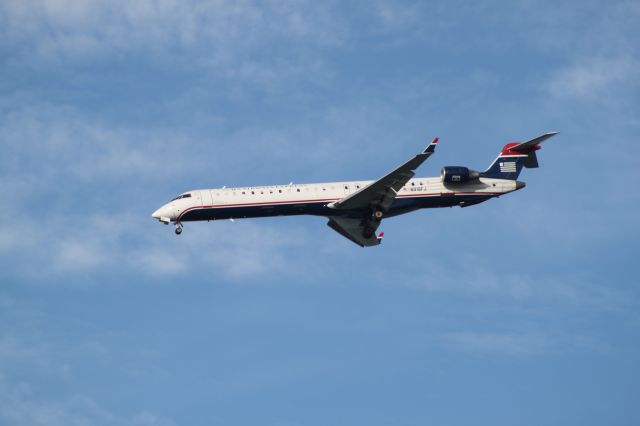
[326,138,439,247]
[329,137,440,212]
[327,217,384,247]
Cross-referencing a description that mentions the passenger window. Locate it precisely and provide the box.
[297,189,300,192]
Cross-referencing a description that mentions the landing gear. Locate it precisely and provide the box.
[367,208,384,221]
[361,209,383,239]
[175,223,183,235]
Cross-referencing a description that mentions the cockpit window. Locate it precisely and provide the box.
[170,193,192,201]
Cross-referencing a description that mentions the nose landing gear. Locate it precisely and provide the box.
[175,223,183,235]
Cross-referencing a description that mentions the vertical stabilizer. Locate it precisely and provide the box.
[481,132,558,180]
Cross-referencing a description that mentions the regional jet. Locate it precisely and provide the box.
[152,132,558,247]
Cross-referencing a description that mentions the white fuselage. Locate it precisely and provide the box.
[152,176,521,224]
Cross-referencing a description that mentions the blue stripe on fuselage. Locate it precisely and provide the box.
[179,193,496,222]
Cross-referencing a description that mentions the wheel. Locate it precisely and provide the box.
[175,226,182,235]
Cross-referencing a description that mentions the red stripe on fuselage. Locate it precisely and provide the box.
[176,192,501,221]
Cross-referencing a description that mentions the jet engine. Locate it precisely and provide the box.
[440,166,480,184]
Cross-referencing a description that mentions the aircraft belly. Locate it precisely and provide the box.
[386,193,493,216]
[179,201,334,221]
[179,193,494,222]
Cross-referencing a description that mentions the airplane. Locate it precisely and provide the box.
[152,132,558,247]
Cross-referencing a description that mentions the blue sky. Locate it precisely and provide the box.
[1,1,639,425]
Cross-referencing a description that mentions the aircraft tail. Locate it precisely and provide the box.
[481,132,558,180]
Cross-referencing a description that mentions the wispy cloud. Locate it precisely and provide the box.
[546,56,640,101]
[0,92,441,286]
[393,243,633,316]
[1,0,347,93]
[0,375,175,426]
[0,209,330,284]
[1,1,638,423]
[443,328,609,357]
[0,293,175,426]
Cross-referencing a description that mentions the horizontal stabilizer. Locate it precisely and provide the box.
[511,132,557,169]
[510,131,559,153]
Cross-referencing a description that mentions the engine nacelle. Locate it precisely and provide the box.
[440,166,480,184]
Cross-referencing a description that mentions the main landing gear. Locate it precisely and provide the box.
[362,209,384,239]
[175,223,183,235]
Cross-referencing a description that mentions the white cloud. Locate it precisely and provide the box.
[0,296,174,426]
[0,375,175,426]
[0,1,355,100]
[398,248,631,315]
[0,0,346,67]
[54,240,108,271]
[444,330,550,357]
[546,56,640,101]
[443,329,607,357]
[0,102,194,185]
[133,411,175,426]
[0,204,333,284]
[0,98,398,285]
[372,0,422,30]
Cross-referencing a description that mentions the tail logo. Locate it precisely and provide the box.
[499,161,517,173]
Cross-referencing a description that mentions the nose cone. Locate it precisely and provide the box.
[151,204,175,223]
[515,181,526,190]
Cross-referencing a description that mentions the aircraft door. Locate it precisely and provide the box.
[194,190,204,207]
[200,190,212,206]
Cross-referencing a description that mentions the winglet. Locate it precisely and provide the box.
[377,231,385,241]
[424,137,440,154]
